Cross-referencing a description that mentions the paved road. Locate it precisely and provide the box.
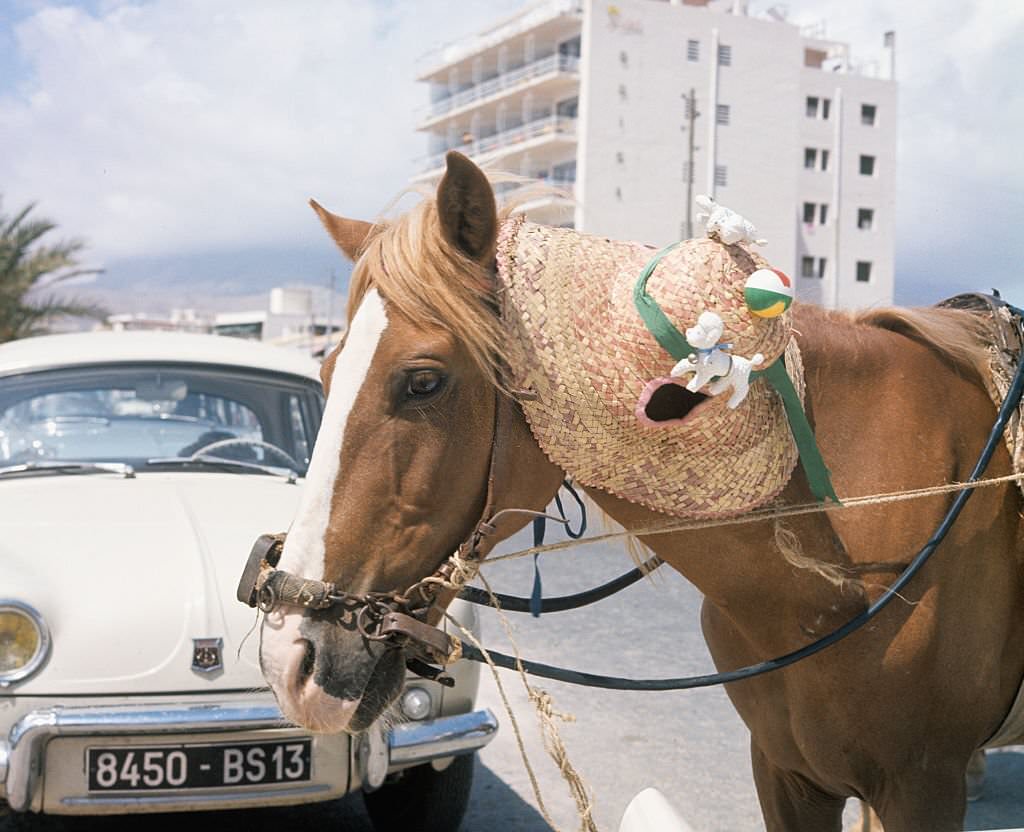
[5,521,1024,831]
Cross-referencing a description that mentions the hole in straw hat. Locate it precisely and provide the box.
[636,378,710,428]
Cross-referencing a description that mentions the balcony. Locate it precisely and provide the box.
[417,114,578,177]
[420,53,580,126]
[416,0,583,81]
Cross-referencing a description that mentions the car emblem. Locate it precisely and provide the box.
[191,638,224,673]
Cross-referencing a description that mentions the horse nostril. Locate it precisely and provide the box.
[298,639,316,683]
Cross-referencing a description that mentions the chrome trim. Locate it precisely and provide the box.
[387,708,498,767]
[0,599,51,687]
[4,702,287,812]
[0,461,134,478]
[0,738,9,798]
[60,783,331,808]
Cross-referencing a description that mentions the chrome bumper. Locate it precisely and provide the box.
[1,701,497,813]
[389,709,498,767]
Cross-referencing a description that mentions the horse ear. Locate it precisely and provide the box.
[309,199,374,262]
[436,151,498,263]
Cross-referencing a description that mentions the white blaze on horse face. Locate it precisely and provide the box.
[278,288,389,581]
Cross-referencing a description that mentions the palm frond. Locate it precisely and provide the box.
[0,196,106,343]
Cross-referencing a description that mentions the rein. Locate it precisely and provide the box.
[238,387,590,685]
[238,301,1024,692]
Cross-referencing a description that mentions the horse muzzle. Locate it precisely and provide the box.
[238,533,462,684]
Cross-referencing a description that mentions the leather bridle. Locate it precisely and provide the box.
[237,386,557,685]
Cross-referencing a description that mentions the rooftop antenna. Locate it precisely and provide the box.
[883,30,896,80]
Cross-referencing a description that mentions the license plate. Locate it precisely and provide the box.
[86,739,312,791]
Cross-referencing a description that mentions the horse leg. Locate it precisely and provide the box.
[750,741,844,832]
[870,767,968,832]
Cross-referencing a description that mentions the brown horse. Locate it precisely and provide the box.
[258,152,1024,831]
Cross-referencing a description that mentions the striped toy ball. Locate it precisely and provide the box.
[744,268,794,318]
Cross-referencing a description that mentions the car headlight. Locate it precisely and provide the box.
[399,686,433,721]
[0,600,50,686]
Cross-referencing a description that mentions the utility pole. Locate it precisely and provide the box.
[324,268,337,356]
[684,87,700,239]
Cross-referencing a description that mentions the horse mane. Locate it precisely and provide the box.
[851,306,992,385]
[345,195,508,388]
[345,176,566,390]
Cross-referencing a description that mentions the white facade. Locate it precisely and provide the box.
[415,0,897,309]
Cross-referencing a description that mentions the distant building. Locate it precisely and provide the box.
[107,308,211,333]
[105,287,344,355]
[414,0,897,309]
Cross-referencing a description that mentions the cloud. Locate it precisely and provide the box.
[0,0,521,262]
[2,0,1021,305]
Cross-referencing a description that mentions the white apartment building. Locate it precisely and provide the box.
[414,0,897,308]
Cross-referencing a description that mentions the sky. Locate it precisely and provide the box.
[0,0,1021,309]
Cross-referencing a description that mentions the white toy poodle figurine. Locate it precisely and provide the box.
[670,311,764,409]
[695,195,766,246]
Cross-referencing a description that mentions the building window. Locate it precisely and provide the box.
[802,202,828,225]
[714,165,727,187]
[806,96,831,119]
[553,160,576,183]
[618,83,628,101]
[718,44,732,66]
[557,96,579,118]
[559,35,582,59]
[687,40,699,62]
[620,50,629,67]
[861,103,877,126]
[856,261,872,282]
[858,208,875,229]
[801,257,827,278]
[860,154,876,176]
[716,104,730,125]
[616,150,625,165]
[805,148,830,171]
[615,186,623,201]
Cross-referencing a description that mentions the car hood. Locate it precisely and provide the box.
[0,472,302,695]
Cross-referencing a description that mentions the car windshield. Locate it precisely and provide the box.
[0,363,323,477]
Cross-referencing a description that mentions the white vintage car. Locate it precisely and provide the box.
[0,331,495,830]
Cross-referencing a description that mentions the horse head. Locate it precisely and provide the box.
[258,152,562,734]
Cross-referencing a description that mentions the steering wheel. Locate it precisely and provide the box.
[187,437,302,472]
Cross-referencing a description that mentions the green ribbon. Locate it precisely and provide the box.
[633,243,839,504]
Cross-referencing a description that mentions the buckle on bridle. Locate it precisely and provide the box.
[237,533,286,608]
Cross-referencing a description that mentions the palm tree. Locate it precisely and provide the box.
[0,198,107,343]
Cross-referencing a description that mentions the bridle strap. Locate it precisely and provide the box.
[236,387,513,681]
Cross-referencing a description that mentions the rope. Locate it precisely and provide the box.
[443,611,564,830]
[442,574,598,832]
[483,471,1024,566]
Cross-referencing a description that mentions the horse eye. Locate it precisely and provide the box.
[406,370,444,398]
